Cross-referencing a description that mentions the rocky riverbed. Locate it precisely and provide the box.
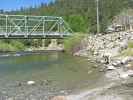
[63,31,133,100]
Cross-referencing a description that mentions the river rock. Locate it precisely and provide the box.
[112,62,118,66]
[100,59,107,64]
[27,81,35,85]
[7,98,14,100]
[120,73,129,79]
[121,57,133,64]
[51,96,67,100]
[119,40,128,51]
[127,70,133,77]
[13,54,21,57]
[125,64,132,68]
[107,65,116,70]
[93,95,124,100]
[112,61,121,67]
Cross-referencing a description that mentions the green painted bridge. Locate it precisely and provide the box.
[0,14,72,39]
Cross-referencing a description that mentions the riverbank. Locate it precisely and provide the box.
[75,31,133,70]
[71,32,133,100]
[58,31,133,100]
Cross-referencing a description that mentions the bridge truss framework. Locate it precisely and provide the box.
[0,14,72,39]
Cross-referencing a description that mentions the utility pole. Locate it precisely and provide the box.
[96,0,100,33]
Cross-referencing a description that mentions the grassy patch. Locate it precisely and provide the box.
[10,40,25,51]
[121,41,133,56]
[121,48,133,56]
[128,41,133,48]
[64,33,87,53]
[0,40,25,51]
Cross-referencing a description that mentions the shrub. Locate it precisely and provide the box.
[0,40,25,51]
[121,48,133,56]
[121,41,133,56]
[10,40,25,50]
[64,33,87,53]
[128,41,133,48]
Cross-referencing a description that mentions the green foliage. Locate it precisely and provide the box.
[121,48,133,56]
[64,33,87,52]
[7,0,133,33]
[64,15,88,32]
[121,41,133,56]
[10,40,25,50]
[0,40,25,51]
[128,41,133,48]
[0,41,15,51]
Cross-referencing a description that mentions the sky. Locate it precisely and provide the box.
[0,0,54,11]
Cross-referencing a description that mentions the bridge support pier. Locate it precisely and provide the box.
[48,39,58,50]
[42,39,46,47]
[48,39,64,51]
[129,25,133,31]
[33,39,39,48]
[49,39,58,47]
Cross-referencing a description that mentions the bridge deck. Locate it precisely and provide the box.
[0,32,70,39]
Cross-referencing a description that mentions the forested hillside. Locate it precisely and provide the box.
[5,0,133,33]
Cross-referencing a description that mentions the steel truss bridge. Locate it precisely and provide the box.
[0,14,72,39]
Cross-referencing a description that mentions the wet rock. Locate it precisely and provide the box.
[92,95,124,100]
[7,97,14,100]
[27,81,35,85]
[121,57,133,65]
[125,64,132,68]
[112,62,118,66]
[15,81,24,87]
[51,96,67,100]
[60,90,66,94]
[100,59,107,64]
[107,65,116,70]
[105,71,120,80]
[102,53,111,64]
[112,61,122,67]
[99,67,107,72]
[127,70,133,77]
[119,40,128,51]
[73,50,88,57]
[120,73,129,79]
[13,54,21,57]
[88,70,93,74]
[40,80,52,86]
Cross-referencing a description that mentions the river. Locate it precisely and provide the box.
[0,52,132,100]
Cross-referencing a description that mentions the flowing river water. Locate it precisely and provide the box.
[0,52,132,100]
